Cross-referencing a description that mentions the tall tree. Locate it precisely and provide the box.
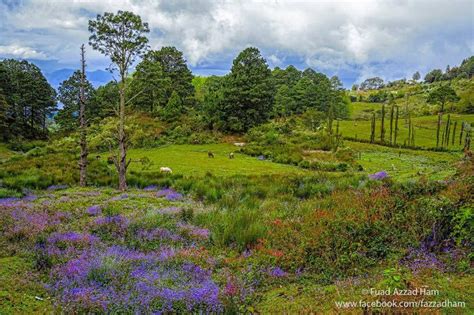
[89,10,149,191]
[412,71,421,81]
[0,59,56,140]
[220,47,275,132]
[56,71,96,132]
[427,84,460,112]
[79,45,88,187]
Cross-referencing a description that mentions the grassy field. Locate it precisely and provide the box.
[340,114,474,149]
[126,143,304,176]
[346,141,461,180]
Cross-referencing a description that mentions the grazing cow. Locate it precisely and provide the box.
[208,151,214,158]
[160,167,173,174]
[233,142,246,147]
[229,152,234,159]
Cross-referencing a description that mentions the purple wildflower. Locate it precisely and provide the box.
[267,267,287,277]
[368,171,389,180]
[143,185,158,191]
[110,194,128,201]
[47,184,68,191]
[177,223,210,239]
[156,188,183,201]
[86,205,101,216]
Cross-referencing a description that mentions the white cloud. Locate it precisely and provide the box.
[0,44,48,59]
[0,0,472,83]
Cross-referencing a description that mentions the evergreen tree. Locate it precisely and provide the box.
[220,47,275,132]
[89,10,149,191]
[56,70,96,133]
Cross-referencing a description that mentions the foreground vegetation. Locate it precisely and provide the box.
[0,8,472,314]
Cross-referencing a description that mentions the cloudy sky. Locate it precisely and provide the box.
[0,0,473,87]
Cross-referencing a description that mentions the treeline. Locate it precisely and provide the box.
[352,56,474,91]
[55,46,348,134]
[0,60,57,141]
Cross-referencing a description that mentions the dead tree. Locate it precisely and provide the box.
[79,44,88,187]
[459,122,464,146]
[370,112,376,143]
[394,106,399,146]
[389,104,394,145]
[451,121,457,146]
[436,113,442,148]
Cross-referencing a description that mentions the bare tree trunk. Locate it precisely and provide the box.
[389,104,394,145]
[436,113,442,148]
[394,106,399,145]
[459,122,464,146]
[451,121,457,146]
[380,103,385,143]
[118,74,128,191]
[79,44,88,187]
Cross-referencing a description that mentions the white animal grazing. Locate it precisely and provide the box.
[160,167,173,173]
[233,142,246,147]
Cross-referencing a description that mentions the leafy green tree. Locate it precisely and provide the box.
[56,70,96,133]
[412,71,420,81]
[94,81,119,118]
[427,84,460,112]
[129,58,169,114]
[0,93,8,141]
[459,56,474,78]
[220,47,275,132]
[330,75,344,91]
[272,65,301,89]
[89,10,149,191]
[142,47,195,106]
[161,90,183,121]
[0,59,56,140]
[199,76,225,129]
[273,84,296,117]
[424,69,443,83]
[360,77,384,90]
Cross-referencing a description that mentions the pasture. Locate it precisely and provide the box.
[126,143,304,176]
[339,114,474,149]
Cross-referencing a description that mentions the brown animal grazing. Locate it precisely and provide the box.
[208,151,214,158]
[229,152,234,159]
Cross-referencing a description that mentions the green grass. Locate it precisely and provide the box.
[0,144,17,162]
[126,143,304,176]
[0,256,53,314]
[349,101,383,119]
[340,114,474,149]
[346,141,461,180]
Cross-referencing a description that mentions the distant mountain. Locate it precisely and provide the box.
[45,68,113,89]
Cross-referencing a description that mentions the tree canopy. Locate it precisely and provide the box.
[0,59,56,140]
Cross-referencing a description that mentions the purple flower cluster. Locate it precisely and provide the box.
[92,215,129,238]
[110,194,128,201]
[177,223,210,239]
[47,184,68,191]
[368,171,389,180]
[267,266,288,277]
[143,185,158,191]
[136,228,183,242]
[86,205,101,216]
[0,197,21,206]
[157,206,182,215]
[8,208,59,239]
[49,245,223,313]
[156,188,183,201]
[400,247,445,273]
